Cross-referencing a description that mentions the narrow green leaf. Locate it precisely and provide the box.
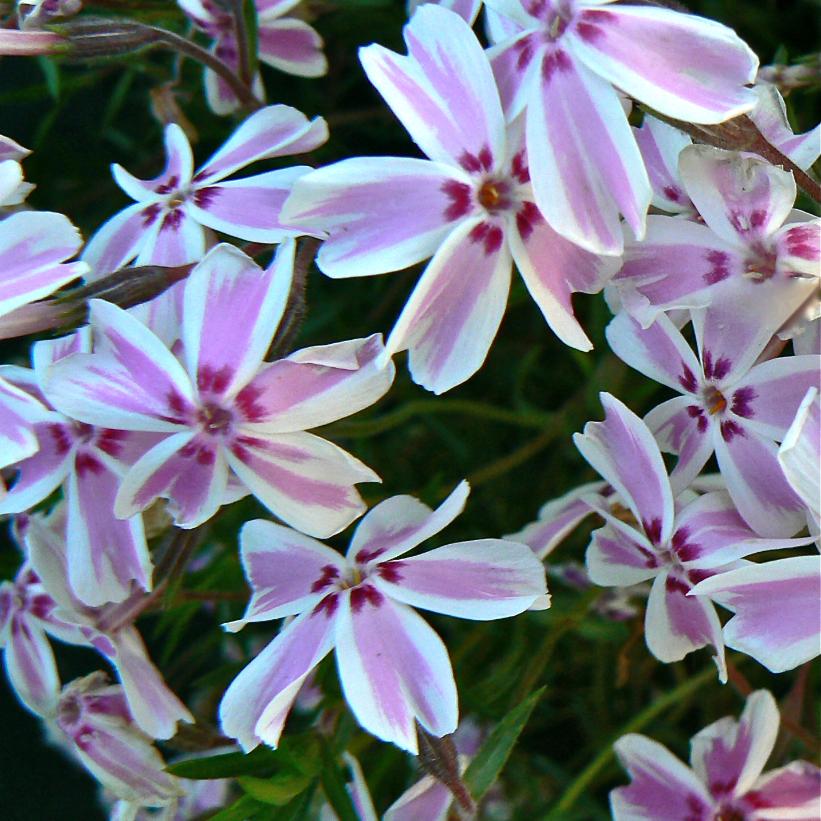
[319,741,359,821]
[37,57,60,101]
[166,746,282,779]
[208,794,265,821]
[238,772,311,806]
[463,686,546,802]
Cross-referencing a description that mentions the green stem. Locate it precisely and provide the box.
[542,663,722,819]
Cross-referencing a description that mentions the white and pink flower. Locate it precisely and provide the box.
[219,481,548,753]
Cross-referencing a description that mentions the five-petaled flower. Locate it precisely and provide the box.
[44,242,394,536]
[219,481,548,753]
[83,105,327,275]
[283,6,617,393]
[573,393,813,679]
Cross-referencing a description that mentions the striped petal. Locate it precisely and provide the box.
[182,242,292,401]
[336,592,457,753]
[526,48,650,255]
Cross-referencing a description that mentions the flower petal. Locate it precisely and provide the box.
[713,425,805,537]
[43,299,196,432]
[112,124,193,201]
[778,387,820,527]
[574,393,675,545]
[633,117,693,213]
[386,217,513,394]
[733,355,821,441]
[569,5,757,123]
[614,216,743,326]
[109,627,193,740]
[374,538,548,619]
[82,203,154,277]
[219,606,337,751]
[348,481,469,564]
[743,760,821,816]
[196,104,328,184]
[679,146,795,246]
[116,432,229,529]
[586,522,660,587]
[228,518,345,629]
[4,612,59,715]
[0,211,86,319]
[526,48,650,254]
[606,310,702,393]
[690,556,821,673]
[672,491,812,570]
[383,773,453,821]
[66,454,151,607]
[690,689,778,800]
[336,592,457,753]
[508,207,617,350]
[359,5,505,167]
[226,431,378,538]
[237,334,394,434]
[257,17,327,77]
[644,570,726,681]
[611,733,714,821]
[281,157,463,278]
[182,242,292,400]
[0,375,47,471]
[188,167,313,243]
[750,84,821,171]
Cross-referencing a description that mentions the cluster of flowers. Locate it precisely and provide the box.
[0,0,819,817]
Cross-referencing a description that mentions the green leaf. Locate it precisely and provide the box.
[208,794,265,821]
[238,772,312,806]
[166,734,323,780]
[463,686,546,802]
[37,57,60,101]
[319,741,360,821]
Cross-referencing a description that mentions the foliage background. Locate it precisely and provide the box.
[0,0,818,817]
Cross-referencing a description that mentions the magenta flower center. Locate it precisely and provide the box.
[703,385,728,415]
[743,242,778,281]
[198,402,233,436]
[477,178,513,214]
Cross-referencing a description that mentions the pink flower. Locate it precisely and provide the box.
[612,690,821,820]
[0,332,155,606]
[52,672,184,806]
[179,0,327,115]
[573,394,813,679]
[614,145,820,336]
[485,0,758,254]
[82,104,327,275]
[606,310,820,537]
[283,6,616,393]
[219,481,548,753]
[44,242,394,536]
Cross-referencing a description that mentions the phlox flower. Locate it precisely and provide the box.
[484,0,758,254]
[0,210,87,321]
[0,133,34,206]
[0,373,45,480]
[612,690,821,820]
[614,145,820,336]
[0,510,192,739]
[778,386,820,532]
[82,104,327,275]
[50,672,184,807]
[179,0,327,115]
[44,242,394,536]
[606,309,820,537]
[283,6,617,393]
[219,481,548,753]
[0,332,154,606]
[573,394,814,680]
